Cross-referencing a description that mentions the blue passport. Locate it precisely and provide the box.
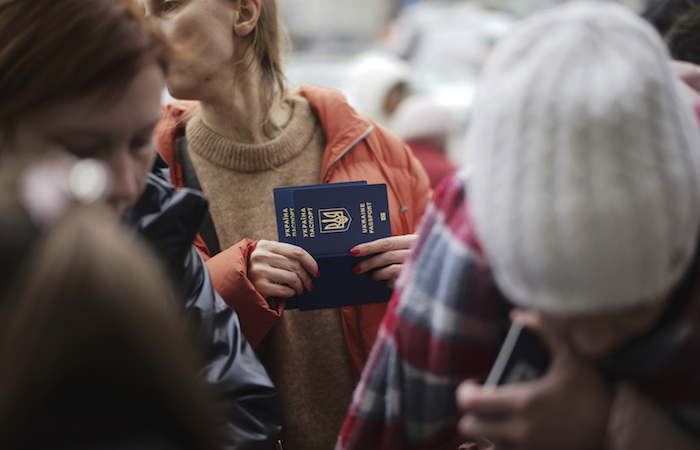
[274,181,366,245]
[273,182,393,310]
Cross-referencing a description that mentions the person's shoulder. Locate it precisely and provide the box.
[159,101,198,128]
[155,101,198,171]
[294,84,374,142]
[161,100,197,114]
[293,84,352,111]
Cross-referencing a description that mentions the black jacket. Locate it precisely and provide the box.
[123,155,282,449]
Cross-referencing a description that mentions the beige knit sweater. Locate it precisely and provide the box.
[186,96,355,450]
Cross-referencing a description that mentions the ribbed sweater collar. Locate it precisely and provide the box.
[185,96,317,173]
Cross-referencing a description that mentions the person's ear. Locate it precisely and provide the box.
[233,0,261,37]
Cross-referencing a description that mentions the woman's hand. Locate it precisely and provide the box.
[248,240,319,299]
[455,310,613,450]
[349,234,418,289]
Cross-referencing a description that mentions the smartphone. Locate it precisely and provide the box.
[485,322,551,386]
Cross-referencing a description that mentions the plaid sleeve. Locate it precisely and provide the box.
[337,169,512,450]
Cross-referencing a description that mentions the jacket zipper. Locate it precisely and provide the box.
[321,125,374,183]
[322,124,374,364]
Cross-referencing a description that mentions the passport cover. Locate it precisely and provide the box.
[273,182,392,310]
[274,181,366,245]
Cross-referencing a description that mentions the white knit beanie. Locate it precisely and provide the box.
[346,51,411,127]
[469,1,700,316]
[391,94,455,148]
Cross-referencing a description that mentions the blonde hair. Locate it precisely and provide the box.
[244,0,290,126]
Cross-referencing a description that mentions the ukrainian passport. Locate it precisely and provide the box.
[273,181,393,310]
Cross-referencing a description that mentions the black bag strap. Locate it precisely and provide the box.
[175,136,222,256]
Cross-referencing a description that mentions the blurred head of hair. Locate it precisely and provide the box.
[0,0,168,138]
[665,5,700,64]
[641,0,700,36]
[0,155,221,449]
[250,0,289,109]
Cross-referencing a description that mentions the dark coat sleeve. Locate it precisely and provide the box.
[124,156,281,449]
[182,245,282,449]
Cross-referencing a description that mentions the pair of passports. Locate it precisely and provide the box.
[273,181,393,310]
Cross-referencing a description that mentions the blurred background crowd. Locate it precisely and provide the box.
[278,0,646,167]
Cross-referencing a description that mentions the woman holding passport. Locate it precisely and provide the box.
[141,0,431,447]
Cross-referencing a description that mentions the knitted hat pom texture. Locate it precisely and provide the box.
[469,1,700,316]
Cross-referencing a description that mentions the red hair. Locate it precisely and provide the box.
[0,0,168,135]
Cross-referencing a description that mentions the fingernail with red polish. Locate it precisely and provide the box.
[352,266,362,274]
[316,270,321,278]
[350,248,360,256]
[309,282,315,291]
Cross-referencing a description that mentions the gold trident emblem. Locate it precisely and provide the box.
[319,208,352,233]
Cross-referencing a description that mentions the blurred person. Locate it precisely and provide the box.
[0,155,221,449]
[346,50,413,129]
[140,0,432,447]
[338,2,700,449]
[641,0,699,36]
[391,94,458,189]
[0,0,281,448]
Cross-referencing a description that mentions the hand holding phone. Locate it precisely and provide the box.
[459,316,611,448]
